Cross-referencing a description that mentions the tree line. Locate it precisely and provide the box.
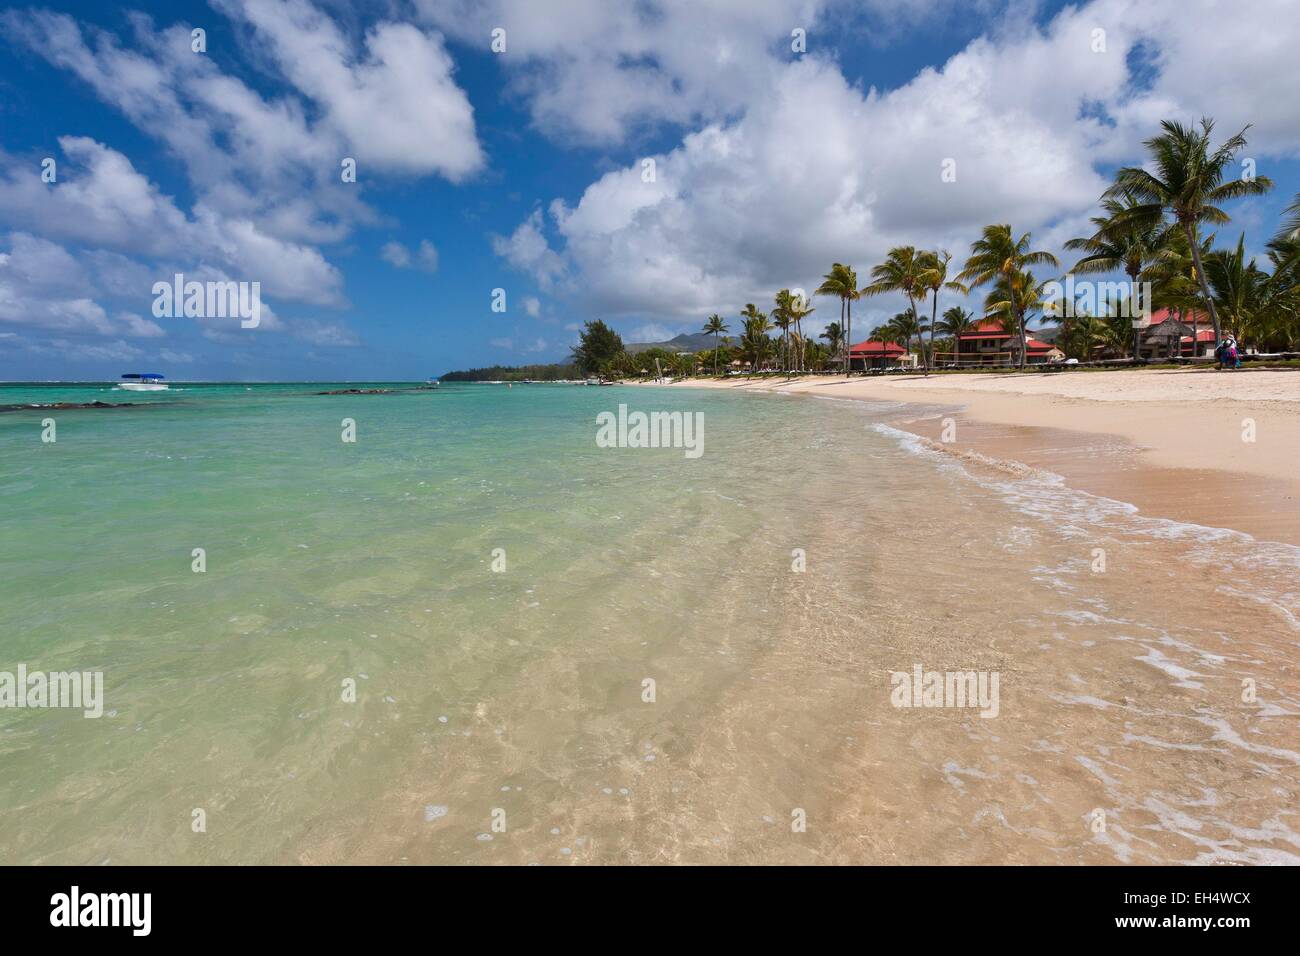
[571,117,1298,380]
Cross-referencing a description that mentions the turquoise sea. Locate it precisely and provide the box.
[1,382,1297,864]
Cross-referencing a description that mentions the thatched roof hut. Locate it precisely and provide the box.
[1144,319,1192,343]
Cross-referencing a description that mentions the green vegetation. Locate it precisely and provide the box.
[440,363,578,382]
[467,117,1300,384]
[569,320,625,375]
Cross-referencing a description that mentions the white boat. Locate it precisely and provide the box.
[118,373,168,392]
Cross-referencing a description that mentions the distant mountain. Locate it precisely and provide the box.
[625,332,732,354]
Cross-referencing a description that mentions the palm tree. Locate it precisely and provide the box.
[874,309,926,369]
[780,290,815,372]
[1058,312,1122,360]
[820,321,845,368]
[739,304,771,371]
[1258,257,1300,350]
[773,289,810,376]
[771,307,793,374]
[1065,196,1172,361]
[1205,233,1270,343]
[772,291,791,373]
[1262,199,1300,349]
[1107,118,1273,346]
[915,251,966,376]
[983,268,1053,361]
[936,305,978,367]
[1142,227,1217,358]
[702,314,728,375]
[958,225,1059,369]
[862,247,929,371]
[816,264,859,374]
[1277,193,1300,244]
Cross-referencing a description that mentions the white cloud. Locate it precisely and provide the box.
[0,227,366,355]
[0,233,117,336]
[522,296,540,317]
[492,210,566,289]
[416,0,829,145]
[0,0,483,364]
[628,323,674,343]
[380,241,412,269]
[415,240,440,272]
[5,4,483,186]
[116,311,166,338]
[492,0,1300,330]
[0,138,345,306]
[487,334,548,354]
[25,338,143,362]
[416,0,988,146]
[381,239,439,272]
[286,318,360,347]
[216,0,483,180]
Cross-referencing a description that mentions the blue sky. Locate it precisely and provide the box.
[2,0,1297,380]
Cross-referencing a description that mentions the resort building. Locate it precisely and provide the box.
[953,320,1062,365]
[848,339,909,371]
[1135,307,1214,359]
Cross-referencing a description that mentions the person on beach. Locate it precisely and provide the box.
[1216,336,1240,370]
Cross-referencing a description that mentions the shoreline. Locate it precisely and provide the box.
[640,369,1300,547]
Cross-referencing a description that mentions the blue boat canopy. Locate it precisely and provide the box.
[122,373,165,380]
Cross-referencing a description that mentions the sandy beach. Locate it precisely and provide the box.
[648,368,1300,547]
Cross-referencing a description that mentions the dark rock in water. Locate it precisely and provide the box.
[314,386,442,395]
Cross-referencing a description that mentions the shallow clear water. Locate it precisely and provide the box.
[1,382,1297,864]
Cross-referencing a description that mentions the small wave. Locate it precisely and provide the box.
[871,422,1300,628]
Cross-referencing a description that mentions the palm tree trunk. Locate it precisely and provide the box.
[1128,266,1142,362]
[906,292,925,375]
[838,298,847,375]
[1003,273,1025,370]
[929,291,939,376]
[1018,310,1028,370]
[1183,222,1222,345]
[845,297,853,375]
[841,297,849,375]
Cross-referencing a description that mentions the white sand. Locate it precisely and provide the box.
[644,368,1300,544]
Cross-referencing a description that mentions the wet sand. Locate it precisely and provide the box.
[8,380,1295,865]
[292,389,1300,865]
[648,369,1300,546]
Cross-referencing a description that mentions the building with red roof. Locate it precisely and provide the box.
[954,320,1062,366]
[847,339,909,371]
[1136,307,1214,358]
